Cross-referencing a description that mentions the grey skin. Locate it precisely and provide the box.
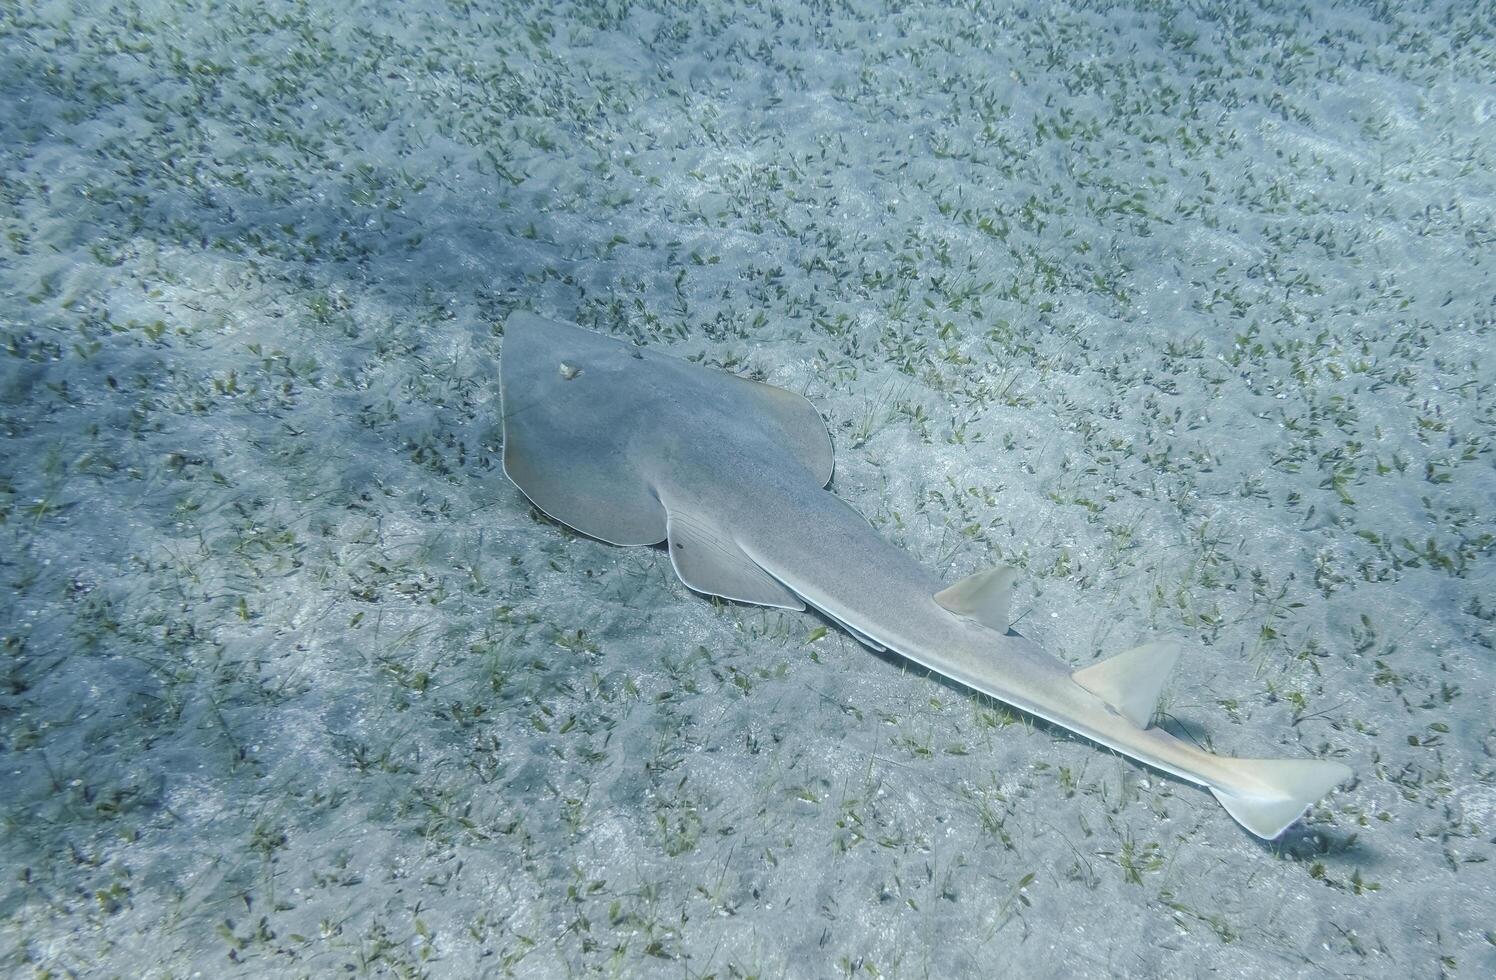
[500,312,1352,840]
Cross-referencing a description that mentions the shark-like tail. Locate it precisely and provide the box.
[1066,635,1351,839]
[1210,758,1354,839]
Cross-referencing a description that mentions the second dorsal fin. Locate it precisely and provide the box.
[933,565,1020,630]
[1071,641,1183,728]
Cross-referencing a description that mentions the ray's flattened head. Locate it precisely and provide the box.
[499,312,836,545]
[499,313,669,545]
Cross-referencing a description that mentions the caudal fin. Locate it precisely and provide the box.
[1211,758,1353,839]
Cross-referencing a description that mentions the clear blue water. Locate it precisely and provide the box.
[1,1,1492,975]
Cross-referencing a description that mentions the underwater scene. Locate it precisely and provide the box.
[1,0,1492,976]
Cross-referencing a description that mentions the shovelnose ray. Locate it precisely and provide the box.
[500,312,1353,839]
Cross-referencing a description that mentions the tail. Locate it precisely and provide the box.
[1211,758,1354,839]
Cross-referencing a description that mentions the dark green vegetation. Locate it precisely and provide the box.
[1,0,1491,976]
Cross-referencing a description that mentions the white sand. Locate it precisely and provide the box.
[1,1,1492,976]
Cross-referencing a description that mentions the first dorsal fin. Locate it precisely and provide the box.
[934,565,1020,630]
[1071,641,1183,728]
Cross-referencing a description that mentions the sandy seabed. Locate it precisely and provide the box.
[1,1,1493,976]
